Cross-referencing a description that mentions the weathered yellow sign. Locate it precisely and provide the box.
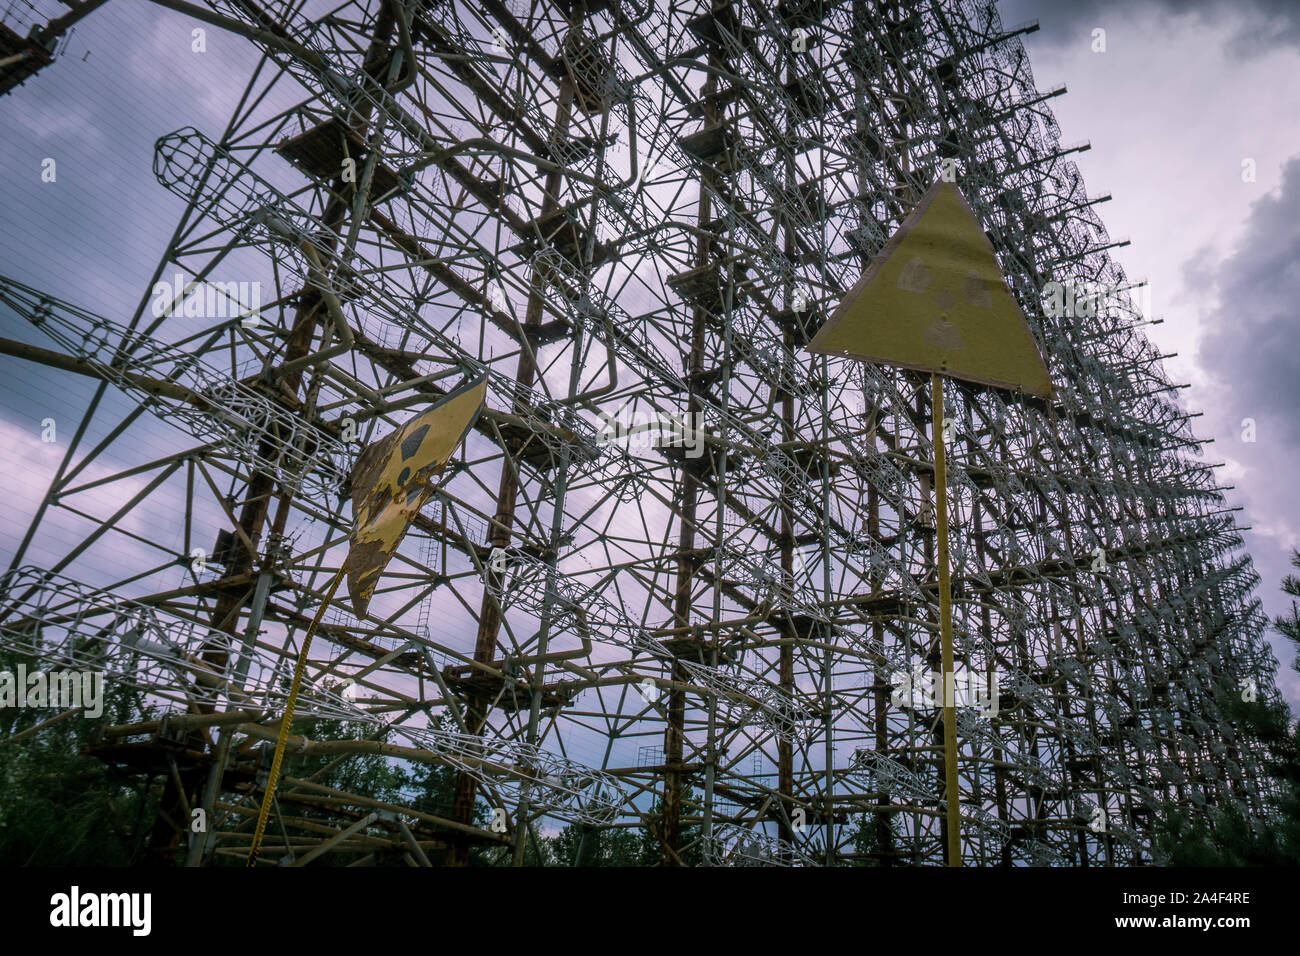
[807,180,1053,399]
[344,377,487,616]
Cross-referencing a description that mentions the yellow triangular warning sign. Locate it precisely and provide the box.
[807,180,1053,399]
[343,377,487,617]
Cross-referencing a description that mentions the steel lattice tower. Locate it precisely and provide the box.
[0,0,1285,866]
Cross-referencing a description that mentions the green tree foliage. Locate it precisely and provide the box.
[0,647,160,865]
[547,820,650,866]
[279,717,409,808]
[543,786,704,866]
[220,713,503,866]
[218,717,413,866]
[0,653,497,866]
[1153,692,1300,865]
[477,826,553,867]
[848,808,886,866]
[1153,549,1300,865]
[397,714,498,865]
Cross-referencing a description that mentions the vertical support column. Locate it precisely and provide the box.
[161,12,402,859]
[447,58,580,865]
[776,35,797,852]
[661,42,720,867]
[931,372,961,867]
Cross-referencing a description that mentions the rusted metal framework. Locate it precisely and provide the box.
[0,0,108,94]
[0,0,1283,866]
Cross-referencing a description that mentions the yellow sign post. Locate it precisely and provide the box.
[246,376,486,866]
[808,179,1053,866]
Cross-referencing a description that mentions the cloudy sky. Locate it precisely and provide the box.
[999,0,1300,703]
[1,0,1297,707]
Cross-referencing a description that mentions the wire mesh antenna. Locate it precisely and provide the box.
[0,0,1284,867]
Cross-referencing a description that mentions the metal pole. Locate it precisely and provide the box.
[247,565,345,866]
[932,372,961,867]
[291,812,381,867]
[234,570,273,685]
[187,728,232,867]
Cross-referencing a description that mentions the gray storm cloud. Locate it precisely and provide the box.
[1196,157,1300,451]
[1190,156,1300,689]
[1000,0,1300,55]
